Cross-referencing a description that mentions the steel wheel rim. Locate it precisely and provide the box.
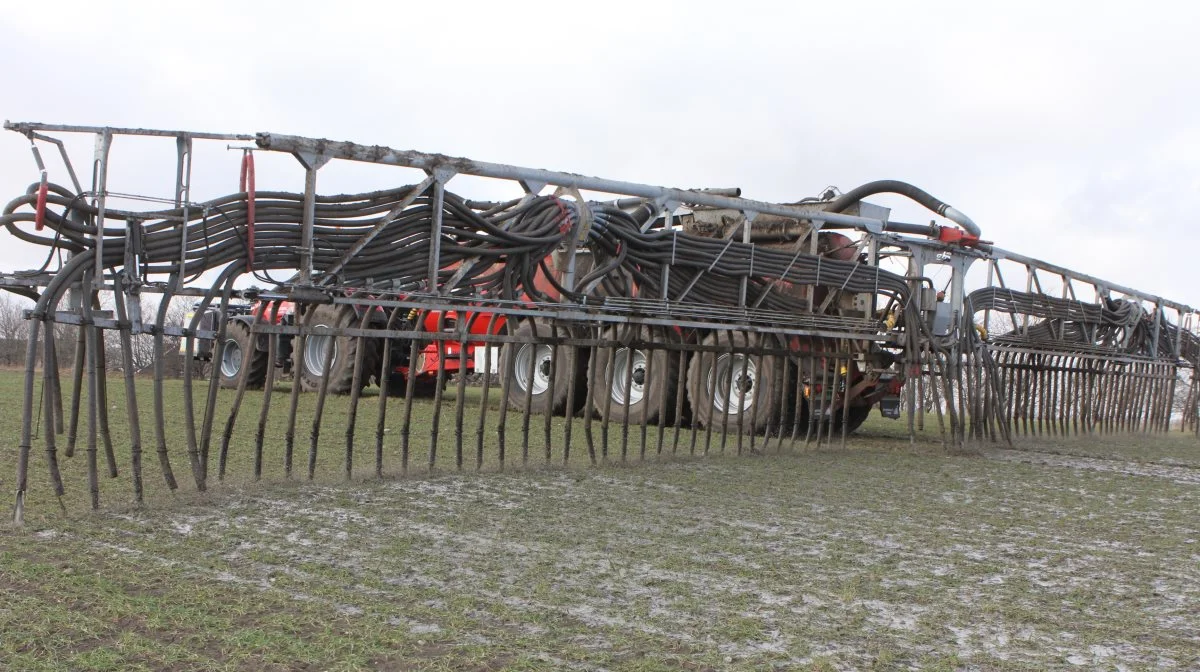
[709,353,756,414]
[304,324,338,378]
[514,343,553,395]
[220,338,243,378]
[610,348,647,406]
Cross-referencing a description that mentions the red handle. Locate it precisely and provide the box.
[34,176,48,231]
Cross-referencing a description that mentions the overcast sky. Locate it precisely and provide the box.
[2,1,1198,308]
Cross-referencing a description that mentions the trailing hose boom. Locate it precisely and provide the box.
[3,121,1197,520]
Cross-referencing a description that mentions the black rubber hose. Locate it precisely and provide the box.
[826,180,980,237]
[882,222,938,237]
[5,181,917,315]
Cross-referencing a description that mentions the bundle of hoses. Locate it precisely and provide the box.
[967,287,1196,361]
[2,182,914,316]
[966,287,1107,324]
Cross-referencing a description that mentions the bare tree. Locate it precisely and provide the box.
[1174,368,1197,431]
[0,291,30,339]
[0,291,32,366]
[985,311,1016,338]
[97,292,193,375]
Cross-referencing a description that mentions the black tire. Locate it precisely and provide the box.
[801,376,872,437]
[807,404,872,436]
[218,320,268,390]
[837,405,872,435]
[589,325,680,424]
[296,304,378,395]
[500,320,585,415]
[686,331,781,431]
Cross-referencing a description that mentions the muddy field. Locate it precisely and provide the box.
[2,371,1199,670]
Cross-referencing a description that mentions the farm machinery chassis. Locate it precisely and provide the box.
[2,121,1198,520]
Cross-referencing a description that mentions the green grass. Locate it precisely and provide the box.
[3,369,945,519]
[2,369,1200,670]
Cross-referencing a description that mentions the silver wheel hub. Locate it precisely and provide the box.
[220,338,243,378]
[610,348,647,406]
[514,343,553,395]
[304,323,338,378]
[708,353,756,414]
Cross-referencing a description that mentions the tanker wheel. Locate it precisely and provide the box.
[836,404,872,435]
[218,320,268,390]
[297,304,378,394]
[686,331,780,432]
[805,401,872,437]
[589,325,680,425]
[500,319,585,415]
